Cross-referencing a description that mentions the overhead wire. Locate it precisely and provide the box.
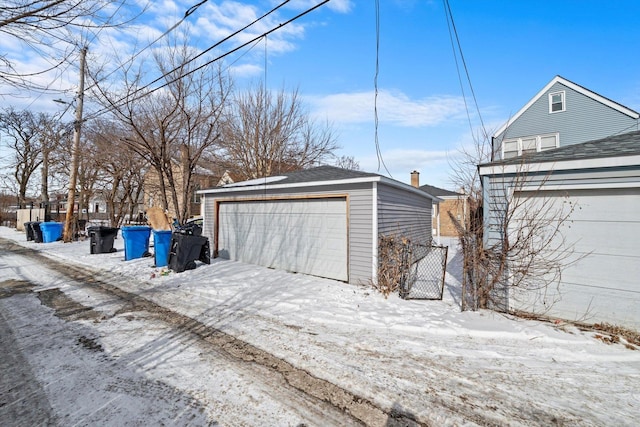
[87,0,327,122]
[443,0,488,142]
[373,0,392,177]
[84,0,210,93]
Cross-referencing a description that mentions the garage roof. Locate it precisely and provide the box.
[199,165,441,201]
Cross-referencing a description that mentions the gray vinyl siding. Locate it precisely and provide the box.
[377,183,432,244]
[494,82,639,158]
[483,165,640,247]
[346,183,375,284]
[201,182,374,285]
[482,164,640,314]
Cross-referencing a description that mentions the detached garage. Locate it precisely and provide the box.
[480,131,640,329]
[199,166,439,284]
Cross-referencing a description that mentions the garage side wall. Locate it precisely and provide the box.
[482,165,640,328]
[377,184,432,244]
[201,182,375,285]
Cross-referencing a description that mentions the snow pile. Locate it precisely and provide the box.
[1,226,639,426]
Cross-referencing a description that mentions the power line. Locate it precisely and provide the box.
[84,0,210,93]
[443,0,488,142]
[373,0,391,177]
[88,0,327,122]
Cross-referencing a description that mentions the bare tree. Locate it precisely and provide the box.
[51,113,102,222]
[449,135,580,312]
[333,155,360,171]
[95,35,230,223]
[0,108,45,207]
[86,119,145,226]
[221,83,339,180]
[0,0,140,91]
[38,115,72,210]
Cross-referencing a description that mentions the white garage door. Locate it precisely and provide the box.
[218,198,348,281]
[510,187,640,327]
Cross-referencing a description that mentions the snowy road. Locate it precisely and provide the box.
[0,240,390,426]
[2,229,640,427]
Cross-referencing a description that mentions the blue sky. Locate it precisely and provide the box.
[4,0,640,190]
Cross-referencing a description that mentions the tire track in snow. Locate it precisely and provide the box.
[1,238,424,427]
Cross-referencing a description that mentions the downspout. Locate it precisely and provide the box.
[436,203,441,245]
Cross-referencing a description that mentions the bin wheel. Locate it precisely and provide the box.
[185,260,197,271]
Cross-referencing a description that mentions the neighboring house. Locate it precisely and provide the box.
[199,165,440,284]
[492,75,639,161]
[407,171,468,241]
[481,76,640,329]
[421,184,467,241]
[144,163,235,221]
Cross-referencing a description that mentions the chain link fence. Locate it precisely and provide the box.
[399,242,448,300]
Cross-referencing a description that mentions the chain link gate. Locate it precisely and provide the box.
[399,243,448,300]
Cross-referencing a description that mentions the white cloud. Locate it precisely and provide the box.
[309,90,467,127]
[281,0,354,13]
[190,1,305,57]
[358,148,455,188]
[229,63,264,79]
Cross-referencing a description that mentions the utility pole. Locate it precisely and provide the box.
[63,46,87,243]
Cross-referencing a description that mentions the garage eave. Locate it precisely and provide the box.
[479,154,640,177]
[198,175,439,201]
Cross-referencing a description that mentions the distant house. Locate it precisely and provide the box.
[480,76,640,328]
[199,166,439,284]
[421,184,467,241]
[407,171,468,242]
[144,162,236,221]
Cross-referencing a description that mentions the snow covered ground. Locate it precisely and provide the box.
[1,225,639,426]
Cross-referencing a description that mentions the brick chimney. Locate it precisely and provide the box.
[410,170,420,188]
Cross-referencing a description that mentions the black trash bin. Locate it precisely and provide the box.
[168,233,210,273]
[175,218,203,236]
[24,221,41,241]
[29,222,43,243]
[87,226,119,254]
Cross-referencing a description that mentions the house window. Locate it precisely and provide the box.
[539,134,558,151]
[521,137,537,155]
[503,139,519,159]
[501,133,559,158]
[549,91,565,113]
[192,183,201,204]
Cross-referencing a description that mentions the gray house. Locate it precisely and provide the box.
[481,76,640,329]
[492,75,639,161]
[199,166,439,284]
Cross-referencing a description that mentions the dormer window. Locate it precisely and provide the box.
[549,91,565,113]
[501,133,559,159]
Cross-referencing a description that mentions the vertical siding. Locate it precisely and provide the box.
[377,183,432,244]
[494,82,638,158]
[200,182,374,285]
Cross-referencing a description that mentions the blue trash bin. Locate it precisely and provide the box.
[121,225,152,261]
[40,222,63,243]
[153,230,172,267]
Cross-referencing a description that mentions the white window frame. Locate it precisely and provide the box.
[549,90,566,113]
[501,133,559,158]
